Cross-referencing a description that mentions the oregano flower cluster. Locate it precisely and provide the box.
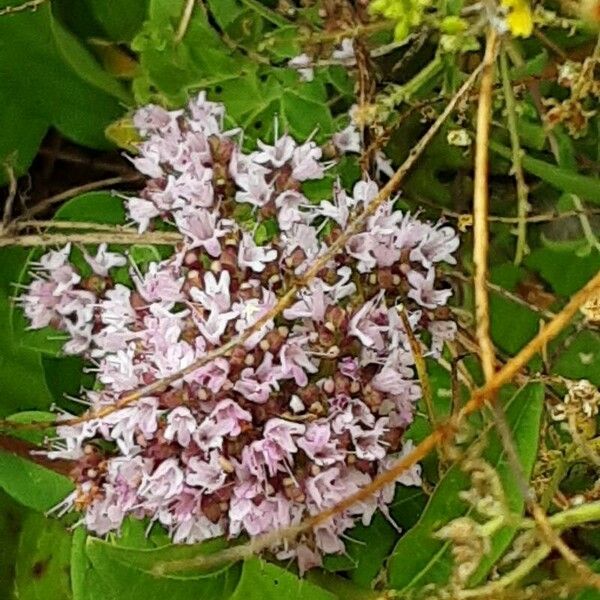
[20,93,459,571]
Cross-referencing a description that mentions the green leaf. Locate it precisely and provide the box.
[74,535,241,600]
[489,263,540,356]
[14,512,72,600]
[229,558,336,600]
[552,331,600,387]
[0,451,74,513]
[388,383,544,591]
[0,1,130,179]
[132,0,333,144]
[87,0,149,42]
[323,512,397,584]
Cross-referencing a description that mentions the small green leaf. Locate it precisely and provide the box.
[388,383,544,591]
[14,512,72,600]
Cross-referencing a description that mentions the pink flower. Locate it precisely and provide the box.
[190,270,232,312]
[352,178,379,205]
[233,369,272,403]
[253,134,296,167]
[348,295,386,350]
[292,141,324,181]
[83,243,127,276]
[208,398,252,436]
[139,458,185,503]
[233,287,276,349]
[428,320,457,357]
[350,417,388,460]
[133,104,180,134]
[100,285,137,328]
[407,268,452,309]
[297,422,345,466]
[164,407,197,446]
[238,232,278,273]
[279,339,318,386]
[287,54,314,82]
[196,308,238,345]
[127,198,161,232]
[134,262,184,303]
[332,124,360,153]
[263,418,306,455]
[193,357,230,393]
[283,279,328,322]
[186,451,227,492]
[235,171,273,208]
[174,209,231,256]
[410,224,459,268]
[275,190,306,231]
[346,233,376,272]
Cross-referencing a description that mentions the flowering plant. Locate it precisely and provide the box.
[19,93,459,570]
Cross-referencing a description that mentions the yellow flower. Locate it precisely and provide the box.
[501,0,534,37]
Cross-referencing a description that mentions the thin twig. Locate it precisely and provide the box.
[500,50,530,265]
[0,0,47,16]
[0,231,181,247]
[398,308,436,428]
[15,220,147,233]
[472,28,499,383]
[174,0,196,44]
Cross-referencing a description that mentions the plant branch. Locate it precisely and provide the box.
[500,50,530,265]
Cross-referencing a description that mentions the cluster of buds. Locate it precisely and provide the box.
[20,92,459,571]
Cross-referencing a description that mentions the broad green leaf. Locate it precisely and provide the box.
[14,512,72,600]
[229,558,336,600]
[388,383,544,591]
[76,535,241,600]
[0,451,74,513]
[0,1,130,180]
[0,248,54,414]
